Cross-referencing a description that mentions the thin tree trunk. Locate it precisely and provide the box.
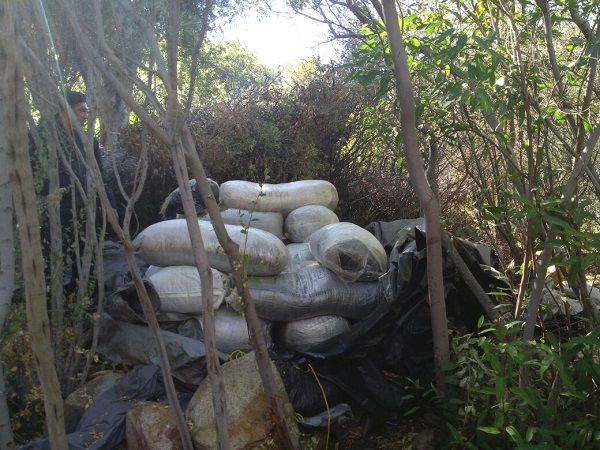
[182,128,300,449]
[0,3,17,443]
[171,135,228,449]
[2,0,67,447]
[443,234,501,322]
[381,0,450,393]
[520,125,600,387]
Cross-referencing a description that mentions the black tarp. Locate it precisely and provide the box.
[20,365,168,450]
[276,220,511,424]
[20,220,511,448]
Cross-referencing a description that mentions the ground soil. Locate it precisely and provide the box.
[302,417,436,450]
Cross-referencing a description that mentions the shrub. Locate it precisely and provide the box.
[434,319,600,449]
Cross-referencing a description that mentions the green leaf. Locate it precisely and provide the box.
[454,33,468,52]
[472,387,496,396]
[540,212,570,228]
[510,387,539,409]
[447,423,463,443]
[538,353,554,378]
[402,406,421,416]
[478,426,501,434]
[477,315,485,329]
[473,35,491,51]
[494,375,506,402]
[505,425,524,445]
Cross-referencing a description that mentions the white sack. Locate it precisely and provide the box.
[280,315,352,354]
[200,307,272,354]
[284,243,315,269]
[226,261,381,321]
[147,266,231,314]
[144,265,162,278]
[200,208,284,239]
[308,222,387,281]
[284,204,340,243]
[220,180,338,216]
[133,219,288,276]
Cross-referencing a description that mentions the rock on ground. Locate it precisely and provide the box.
[126,401,183,450]
[186,351,299,450]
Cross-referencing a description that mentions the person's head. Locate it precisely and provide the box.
[61,90,89,128]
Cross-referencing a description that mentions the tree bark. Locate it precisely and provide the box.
[520,125,600,386]
[380,0,450,392]
[171,135,229,449]
[0,2,17,445]
[2,0,67,447]
[182,127,300,449]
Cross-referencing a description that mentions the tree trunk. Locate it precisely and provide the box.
[520,125,600,387]
[380,0,450,392]
[0,3,17,444]
[2,0,67,447]
[182,128,301,449]
[171,134,229,449]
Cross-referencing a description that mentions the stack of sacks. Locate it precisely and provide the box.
[143,265,272,353]
[219,180,388,356]
[132,219,281,353]
[132,179,388,356]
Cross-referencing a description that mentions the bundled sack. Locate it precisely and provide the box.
[133,219,288,276]
[220,180,338,216]
[201,307,273,354]
[226,261,381,322]
[309,222,387,281]
[284,204,340,243]
[279,315,352,355]
[144,265,162,278]
[284,243,315,269]
[146,266,232,314]
[200,208,284,239]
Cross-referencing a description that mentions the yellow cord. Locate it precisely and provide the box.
[228,349,246,360]
[307,363,330,450]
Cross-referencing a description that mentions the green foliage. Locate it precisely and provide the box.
[114,59,422,230]
[339,0,600,267]
[481,191,600,285]
[181,39,277,106]
[434,322,600,449]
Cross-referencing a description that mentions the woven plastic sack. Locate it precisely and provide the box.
[133,219,288,276]
[284,204,339,243]
[147,266,231,314]
[226,261,381,321]
[280,315,352,354]
[308,222,387,281]
[220,180,338,216]
[200,208,283,239]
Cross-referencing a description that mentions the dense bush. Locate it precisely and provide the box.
[110,64,443,232]
[439,321,600,449]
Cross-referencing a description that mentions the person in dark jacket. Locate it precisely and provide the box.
[29,89,114,291]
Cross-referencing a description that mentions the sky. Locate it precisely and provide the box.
[216,3,340,69]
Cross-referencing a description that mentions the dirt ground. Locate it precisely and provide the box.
[302,418,436,450]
